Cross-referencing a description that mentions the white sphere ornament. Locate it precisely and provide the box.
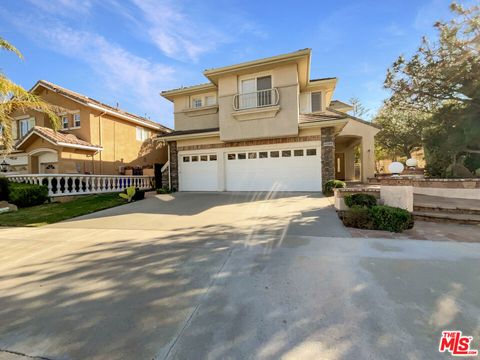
[388,162,405,175]
[406,158,418,167]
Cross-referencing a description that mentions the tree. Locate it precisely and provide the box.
[383,2,480,176]
[349,97,370,118]
[0,36,59,151]
[373,104,428,159]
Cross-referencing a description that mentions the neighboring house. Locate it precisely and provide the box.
[4,80,170,175]
[159,49,380,192]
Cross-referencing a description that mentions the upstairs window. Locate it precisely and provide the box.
[19,117,35,137]
[205,95,216,106]
[136,127,150,141]
[311,92,322,112]
[192,98,202,108]
[62,115,69,129]
[73,113,81,127]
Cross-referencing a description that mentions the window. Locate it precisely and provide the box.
[136,127,149,141]
[270,151,279,158]
[209,154,217,161]
[311,92,322,112]
[248,152,257,159]
[306,149,317,156]
[238,153,246,160]
[192,98,202,108]
[228,154,236,160]
[62,116,69,129]
[191,156,199,162]
[205,96,216,106]
[19,118,35,137]
[183,156,190,162]
[240,75,272,109]
[73,113,81,127]
[294,149,304,157]
[282,150,291,157]
[200,155,208,161]
[259,151,268,158]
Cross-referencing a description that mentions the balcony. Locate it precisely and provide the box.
[232,88,280,121]
[233,88,279,110]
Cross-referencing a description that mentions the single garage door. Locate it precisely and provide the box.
[179,153,218,191]
[225,146,321,191]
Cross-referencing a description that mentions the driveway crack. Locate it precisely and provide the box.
[0,348,53,360]
[160,247,234,360]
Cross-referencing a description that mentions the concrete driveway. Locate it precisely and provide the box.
[0,192,479,360]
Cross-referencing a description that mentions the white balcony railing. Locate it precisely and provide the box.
[6,174,154,197]
[233,88,279,110]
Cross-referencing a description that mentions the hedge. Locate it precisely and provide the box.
[8,182,49,208]
[344,194,377,208]
[323,179,346,196]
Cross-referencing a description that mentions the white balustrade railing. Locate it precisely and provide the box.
[5,174,154,197]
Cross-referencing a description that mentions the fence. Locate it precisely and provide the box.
[6,174,154,197]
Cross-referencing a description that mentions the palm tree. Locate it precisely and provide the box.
[0,36,59,151]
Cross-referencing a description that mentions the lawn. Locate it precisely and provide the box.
[0,193,127,227]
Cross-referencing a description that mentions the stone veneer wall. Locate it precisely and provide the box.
[321,127,335,187]
[169,141,179,190]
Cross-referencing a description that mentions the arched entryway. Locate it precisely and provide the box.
[28,148,59,174]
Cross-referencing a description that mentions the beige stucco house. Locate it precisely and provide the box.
[159,49,380,192]
[4,80,170,175]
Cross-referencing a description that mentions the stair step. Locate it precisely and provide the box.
[413,211,480,225]
[413,204,480,216]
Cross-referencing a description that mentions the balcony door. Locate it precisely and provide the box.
[240,76,272,109]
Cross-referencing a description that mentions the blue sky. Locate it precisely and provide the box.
[0,0,459,127]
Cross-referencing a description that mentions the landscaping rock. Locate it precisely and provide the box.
[0,201,18,212]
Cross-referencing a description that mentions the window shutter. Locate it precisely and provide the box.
[311,92,322,112]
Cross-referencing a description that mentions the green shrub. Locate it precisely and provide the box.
[156,186,174,194]
[341,205,374,229]
[0,177,9,201]
[344,194,377,208]
[8,182,49,208]
[323,179,346,196]
[370,205,414,233]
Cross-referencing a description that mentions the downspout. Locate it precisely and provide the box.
[97,111,107,174]
[167,142,171,189]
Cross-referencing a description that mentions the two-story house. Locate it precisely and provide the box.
[5,80,170,175]
[159,49,380,192]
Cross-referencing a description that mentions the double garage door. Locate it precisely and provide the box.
[179,144,322,192]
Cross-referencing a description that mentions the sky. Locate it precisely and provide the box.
[0,0,461,128]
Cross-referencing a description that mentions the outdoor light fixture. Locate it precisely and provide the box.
[0,159,10,172]
[388,161,404,175]
[406,158,418,168]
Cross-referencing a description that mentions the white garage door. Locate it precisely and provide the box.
[179,153,218,191]
[225,146,322,191]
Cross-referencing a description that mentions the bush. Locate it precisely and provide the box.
[323,179,346,196]
[0,177,9,201]
[8,182,49,208]
[341,205,374,229]
[370,205,414,233]
[344,194,377,208]
[156,185,174,194]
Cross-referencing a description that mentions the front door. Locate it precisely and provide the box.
[335,153,345,180]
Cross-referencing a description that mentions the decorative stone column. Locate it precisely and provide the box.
[321,127,335,188]
[169,141,179,190]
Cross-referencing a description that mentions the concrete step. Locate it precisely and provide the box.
[413,204,480,216]
[413,211,480,225]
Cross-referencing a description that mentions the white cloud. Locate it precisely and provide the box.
[27,0,92,16]
[4,9,177,124]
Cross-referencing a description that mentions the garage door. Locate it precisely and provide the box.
[179,153,218,191]
[225,146,321,191]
